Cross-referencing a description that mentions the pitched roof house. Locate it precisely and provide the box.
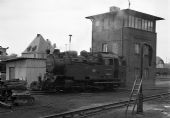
[22,34,55,59]
[5,34,56,85]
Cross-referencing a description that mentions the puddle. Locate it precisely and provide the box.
[164,105,170,108]
[162,111,170,117]
[161,105,170,117]
[162,111,168,115]
[153,108,163,111]
[155,79,170,87]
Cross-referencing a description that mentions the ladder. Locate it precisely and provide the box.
[125,75,143,115]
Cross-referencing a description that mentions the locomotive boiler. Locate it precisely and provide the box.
[31,50,126,91]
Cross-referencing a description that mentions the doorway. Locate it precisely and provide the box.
[9,67,15,80]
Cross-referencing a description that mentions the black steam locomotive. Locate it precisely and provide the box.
[31,50,126,91]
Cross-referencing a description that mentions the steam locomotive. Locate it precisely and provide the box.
[31,50,126,91]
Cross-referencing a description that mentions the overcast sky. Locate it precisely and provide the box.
[0,0,169,62]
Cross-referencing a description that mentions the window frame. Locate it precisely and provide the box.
[134,43,140,55]
[102,43,108,52]
[125,15,155,32]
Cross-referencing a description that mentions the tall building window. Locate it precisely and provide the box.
[134,67,140,78]
[102,43,108,52]
[134,17,138,29]
[124,15,128,27]
[137,18,142,29]
[104,18,109,30]
[112,42,118,54]
[144,20,148,31]
[144,68,149,79]
[144,46,149,56]
[131,16,135,28]
[134,43,140,54]
[125,15,154,32]
[150,21,153,32]
[128,15,132,27]
[147,21,151,31]
[128,16,135,28]
[95,20,100,26]
[148,21,153,32]
[95,20,103,31]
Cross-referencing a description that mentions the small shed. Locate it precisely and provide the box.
[5,57,46,86]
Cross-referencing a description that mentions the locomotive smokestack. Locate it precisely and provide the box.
[53,49,60,55]
[69,34,72,51]
[37,34,40,37]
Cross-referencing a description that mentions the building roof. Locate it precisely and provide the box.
[123,9,164,20]
[156,56,165,65]
[86,8,164,21]
[3,57,46,63]
[22,34,51,54]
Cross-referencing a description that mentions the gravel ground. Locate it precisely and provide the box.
[0,91,130,118]
[0,79,169,118]
[90,95,170,118]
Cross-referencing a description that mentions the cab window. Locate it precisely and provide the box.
[104,59,113,65]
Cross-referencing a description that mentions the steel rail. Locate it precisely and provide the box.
[30,91,58,95]
[40,92,170,118]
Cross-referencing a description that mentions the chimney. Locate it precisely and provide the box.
[37,34,40,37]
[110,6,120,12]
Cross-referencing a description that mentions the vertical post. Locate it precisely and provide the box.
[128,0,131,9]
[69,34,72,51]
[137,43,144,114]
[90,19,94,53]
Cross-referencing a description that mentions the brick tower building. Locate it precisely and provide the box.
[86,7,164,88]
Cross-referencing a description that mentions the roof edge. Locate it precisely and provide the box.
[86,8,164,20]
[3,57,46,62]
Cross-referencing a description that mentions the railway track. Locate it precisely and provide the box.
[40,92,170,118]
[30,87,168,95]
[30,91,58,95]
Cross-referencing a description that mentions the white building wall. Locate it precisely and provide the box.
[6,60,27,80]
[25,59,46,85]
[6,59,46,86]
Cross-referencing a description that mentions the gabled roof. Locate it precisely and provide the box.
[22,34,50,54]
